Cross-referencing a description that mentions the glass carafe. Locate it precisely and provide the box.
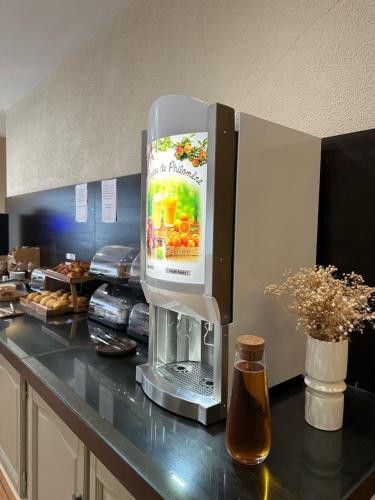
[225,335,271,465]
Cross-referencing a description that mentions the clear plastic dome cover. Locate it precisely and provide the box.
[90,245,140,279]
[89,283,135,327]
[0,280,27,299]
[128,302,149,338]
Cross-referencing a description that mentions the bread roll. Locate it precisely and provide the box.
[46,299,57,309]
[53,300,69,310]
[41,290,52,297]
[40,296,51,306]
[56,265,68,274]
[61,293,69,301]
[33,295,43,303]
[27,292,39,301]
[71,265,84,273]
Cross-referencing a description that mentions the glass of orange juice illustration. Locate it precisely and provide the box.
[163,194,177,227]
[152,193,163,229]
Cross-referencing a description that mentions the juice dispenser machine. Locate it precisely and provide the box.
[136,95,321,425]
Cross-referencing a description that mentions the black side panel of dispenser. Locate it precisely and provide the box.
[317,128,375,393]
[206,104,237,324]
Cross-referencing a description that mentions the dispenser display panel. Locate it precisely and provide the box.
[146,132,207,284]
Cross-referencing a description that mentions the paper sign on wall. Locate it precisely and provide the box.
[75,183,88,223]
[102,178,117,223]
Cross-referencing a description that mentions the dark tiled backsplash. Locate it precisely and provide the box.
[5,174,141,266]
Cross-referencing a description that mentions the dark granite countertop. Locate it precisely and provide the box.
[0,313,374,499]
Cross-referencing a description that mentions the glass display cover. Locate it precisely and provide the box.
[90,245,139,280]
[146,132,208,284]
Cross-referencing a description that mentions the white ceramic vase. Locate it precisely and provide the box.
[304,335,348,431]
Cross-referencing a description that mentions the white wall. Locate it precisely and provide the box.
[0,138,5,211]
[6,0,375,196]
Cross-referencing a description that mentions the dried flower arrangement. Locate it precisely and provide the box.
[265,265,375,342]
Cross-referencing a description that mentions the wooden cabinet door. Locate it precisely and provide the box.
[90,454,134,500]
[28,388,85,500]
[0,352,27,497]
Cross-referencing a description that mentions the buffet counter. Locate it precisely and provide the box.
[0,314,374,499]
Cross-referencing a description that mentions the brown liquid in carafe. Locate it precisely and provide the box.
[226,361,271,464]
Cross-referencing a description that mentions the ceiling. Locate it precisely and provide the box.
[0,0,128,136]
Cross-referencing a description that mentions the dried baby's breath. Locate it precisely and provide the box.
[265,265,375,342]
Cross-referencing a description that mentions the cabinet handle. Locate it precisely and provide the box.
[72,496,82,500]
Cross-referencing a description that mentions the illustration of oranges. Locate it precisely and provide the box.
[192,234,200,247]
[171,235,181,247]
[199,150,206,159]
[180,234,189,246]
[179,221,190,234]
[176,145,184,158]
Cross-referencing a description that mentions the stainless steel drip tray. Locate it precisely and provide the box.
[136,363,222,425]
[157,361,214,397]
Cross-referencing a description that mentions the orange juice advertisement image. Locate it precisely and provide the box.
[146,132,208,284]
